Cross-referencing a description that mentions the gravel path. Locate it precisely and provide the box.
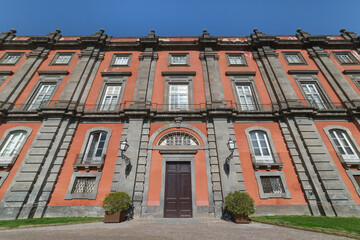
[0,218,353,240]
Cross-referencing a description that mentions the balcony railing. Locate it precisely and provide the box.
[250,152,283,171]
[0,99,354,114]
[73,154,106,172]
[0,154,18,171]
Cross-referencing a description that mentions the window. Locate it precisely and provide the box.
[168,53,190,66]
[0,172,9,187]
[333,51,359,65]
[83,131,108,163]
[260,176,284,194]
[346,170,360,197]
[329,129,359,162]
[71,177,96,194]
[249,131,273,163]
[28,84,56,110]
[110,54,132,66]
[169,84,188,111]
[301,83,326,109]
[236,85,255,110]
[158,131,199,146]
[65,172,102,199]
[0,75,8,86]
[100,85,121,111]
[0,131,26,163]
[283,52,307,65]
[254,172,291,199]
[0,52,23,65]
[50,53,74,65]
[226,53,247,66]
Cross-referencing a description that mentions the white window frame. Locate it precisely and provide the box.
[236,85,256,110]
[329,129,359,162]
[249,130,274,163]
[168,53,190,66]
[333,51,359,65]
[226,53,247,66]
[110,54,132,67]
[28,84,56,110]
[301,83,327,109]
[169,84,189,111]
[0,127,32,169]
[100,85,122,111]
[83,131,108,163]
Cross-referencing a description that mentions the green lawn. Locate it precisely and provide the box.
[0,217,103,229]
[252,215,360,238]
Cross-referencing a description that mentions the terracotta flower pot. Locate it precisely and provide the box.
[233,214,250,224]
[104,211,126,223]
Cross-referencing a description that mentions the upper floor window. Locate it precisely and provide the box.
[28,84,56,110]
[100,85,121,111]
[283,52,307,65]
[0,52,23,65]
[168,53,190,66]
[158,131,199,146]
[236,85,255,110]
[226,53,247,66]
[301,83,326,109]
[50,53,74,65]
[110,54,132,67]
[249,131,273,163]
[329,129,359,162]
[0,130,26,163]
[169,84,188,111]
[0,75,8,86]
[333,51,359,65]
[83,131,108,163]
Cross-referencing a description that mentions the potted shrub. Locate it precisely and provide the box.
[102,192,131,223]
[224,191,254,224]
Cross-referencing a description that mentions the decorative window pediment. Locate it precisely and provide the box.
[158,131,199,146]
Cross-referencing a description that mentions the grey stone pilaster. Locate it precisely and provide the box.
[206,121,223,218]
[210,118,246,217]
[258,47,299,107]
[308,46,360,106]
[110,118,144,215]
[0,47,50,103]
[200,49,225,105]
[17,118,73,219]
[278,119,321,216]
[34,121,78,218]
[132,49,158,104]
[57,47,103,104]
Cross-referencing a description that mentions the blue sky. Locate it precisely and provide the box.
[0,0,359,37]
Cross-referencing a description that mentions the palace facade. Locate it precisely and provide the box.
[0,28,360,219]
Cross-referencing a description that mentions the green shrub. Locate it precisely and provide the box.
[102,192,131,214]
[224,191,255,216]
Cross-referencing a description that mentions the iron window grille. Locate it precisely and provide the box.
[260,176,285,194]
[71,177,96,194]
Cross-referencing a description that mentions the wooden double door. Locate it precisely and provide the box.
[164,161,192,218]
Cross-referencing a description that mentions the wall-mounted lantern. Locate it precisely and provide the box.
[120,139,130,165]
[226,138,236,164]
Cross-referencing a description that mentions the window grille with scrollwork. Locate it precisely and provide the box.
[71,177,96,194]
[158,131,199,146]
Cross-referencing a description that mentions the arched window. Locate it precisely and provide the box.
[329,129,359,162]
[0,130,26,163]
[249,130,273,163]
[158,131,199,146]
[83,131,108,163]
